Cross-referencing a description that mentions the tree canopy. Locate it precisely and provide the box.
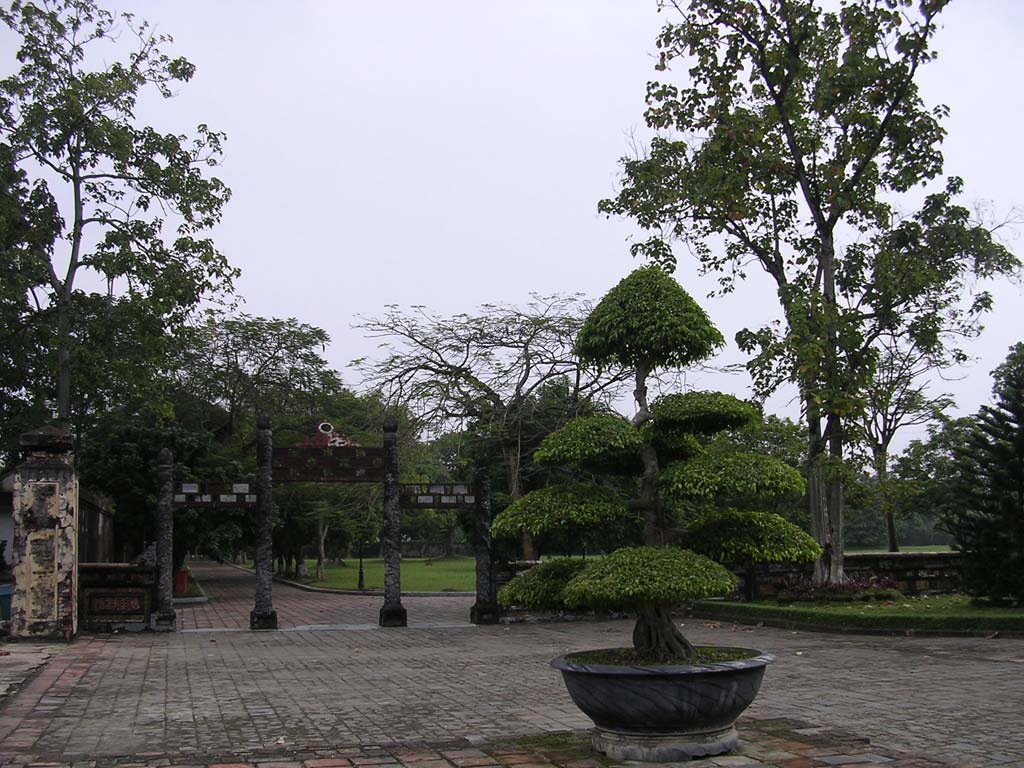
[0,0,234,429]
[599,0,1018,584]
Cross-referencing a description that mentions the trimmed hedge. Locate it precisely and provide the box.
[684,509,821,566]
[692,600,1024,634]
[661,451,805,504]
[576,266,724,370]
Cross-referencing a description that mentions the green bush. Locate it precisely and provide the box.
[498,558,588,611]
[562,546,736,611]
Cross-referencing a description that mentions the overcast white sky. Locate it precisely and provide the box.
[7,1,1024,449]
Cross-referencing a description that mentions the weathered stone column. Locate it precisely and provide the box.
[11,424,78,641]
[154,447,176,630]
[250,411,277,630]
[470,476,499,625]
[379,416,407,627]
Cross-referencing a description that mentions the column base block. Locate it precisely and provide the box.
[470,600,500,625]
[250,610,278,630]
[152,610,177,632]
[379,602,407,627]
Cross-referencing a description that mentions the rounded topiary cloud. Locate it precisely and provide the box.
[490,484,629,539]
[651,391,759,434]
[533,413,644,474]
[562,546,736,610]
[660,451,805,505]
[576,265,724,370]
[684,509,822,566]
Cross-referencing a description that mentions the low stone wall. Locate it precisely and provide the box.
[737,551,963,600]
[78,563,157,632]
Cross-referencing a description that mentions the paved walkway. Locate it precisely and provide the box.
[0,562,1021,767]
[177,561,474,630]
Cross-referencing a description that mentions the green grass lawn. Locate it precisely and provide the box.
[693,594,1024,633]
[847,544,952,554]
[249,556,477,592]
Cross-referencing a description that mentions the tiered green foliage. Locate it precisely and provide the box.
[661,452,805,506]
[575,265,723,370]
[493,267,821,661]
[651,391,758,434]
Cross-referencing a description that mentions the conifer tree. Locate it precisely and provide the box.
[949,344,1024,604]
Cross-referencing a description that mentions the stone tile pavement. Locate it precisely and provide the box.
[0,562,1021,766]
[0,644,60,706]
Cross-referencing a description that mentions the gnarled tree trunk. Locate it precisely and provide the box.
[633,603,695,661]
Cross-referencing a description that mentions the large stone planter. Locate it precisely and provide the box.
[551,648,774,762]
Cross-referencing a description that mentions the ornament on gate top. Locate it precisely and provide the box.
[293,422,361,448]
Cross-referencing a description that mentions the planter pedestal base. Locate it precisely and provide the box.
[593,725,737,762]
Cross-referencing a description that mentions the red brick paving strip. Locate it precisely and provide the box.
[0,720,962,767]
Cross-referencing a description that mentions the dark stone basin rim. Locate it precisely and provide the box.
[551,647,775,675]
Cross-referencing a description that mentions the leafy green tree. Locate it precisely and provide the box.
[0,143,54,461]
[576,265,724,544]
[947,344,1024,604]
[600,0,1018,583]
[170,312,342,439]
[493,268,817,660]
[78,395,249,560]
[1,0,234,423]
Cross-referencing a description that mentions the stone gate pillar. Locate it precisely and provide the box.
[154,448,176,630]
[378,415,407,627]
[470,477,499,625]
[10,424,78,641]
[251,411,277,630]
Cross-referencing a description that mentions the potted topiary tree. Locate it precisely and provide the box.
[493,266,820,762]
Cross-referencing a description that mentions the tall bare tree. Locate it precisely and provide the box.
[855,336,954,552]
[354,294,628,559]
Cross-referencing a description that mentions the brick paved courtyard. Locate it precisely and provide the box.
[0,561,1022,767]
